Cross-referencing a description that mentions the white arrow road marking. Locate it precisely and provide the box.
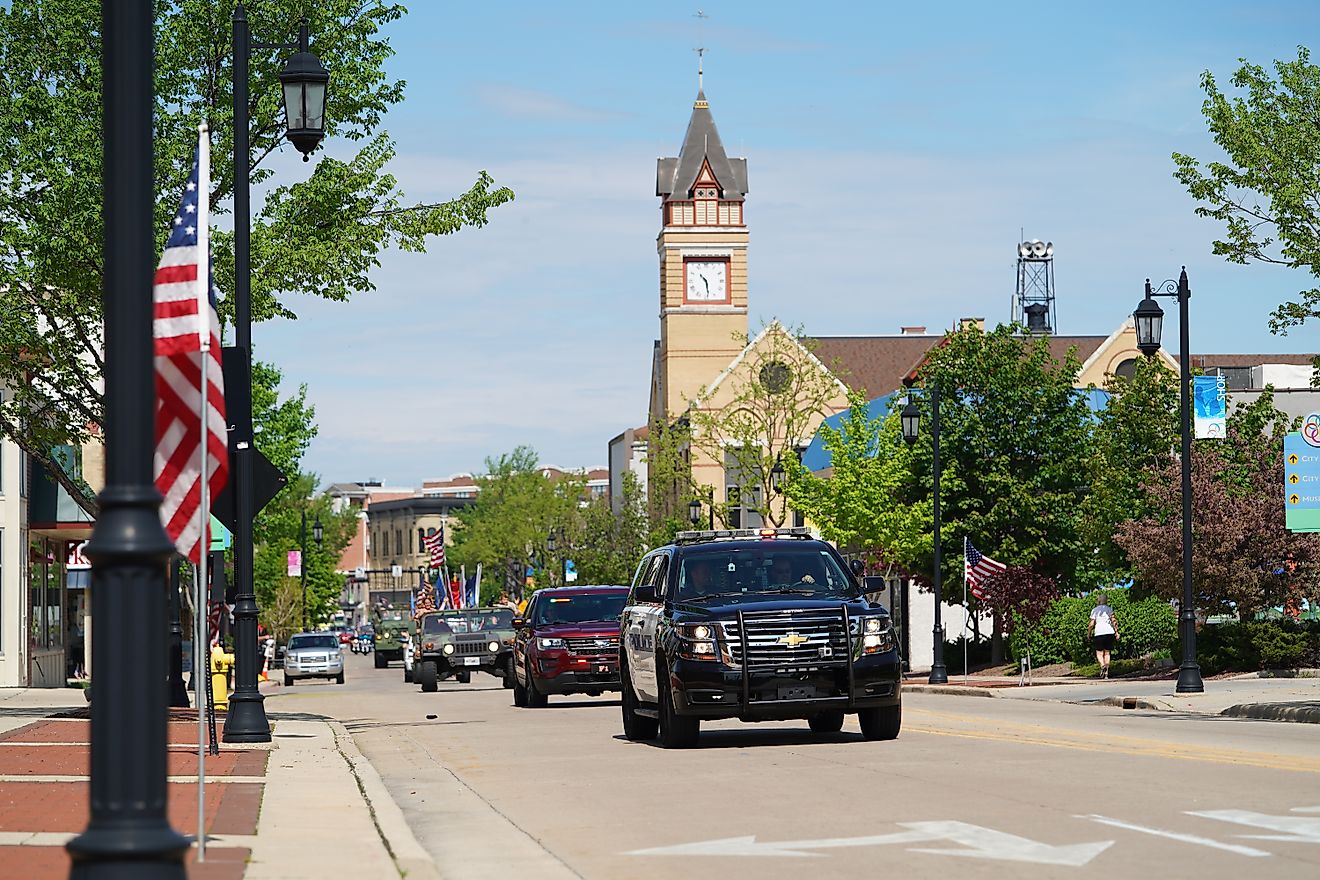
[1190,810,1320,844]
[628,822,1113,866]
[1078,814,1271,857]
[906,821,1113,867]
[1293,807,1320,814]
[627,829,937,858]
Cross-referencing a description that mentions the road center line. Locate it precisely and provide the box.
[905,725,1320,774]
[1078,813,1272,857]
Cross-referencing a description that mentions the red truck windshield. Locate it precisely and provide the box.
[533,593,627,626]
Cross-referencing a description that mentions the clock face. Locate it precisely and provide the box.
[686,260,728,302]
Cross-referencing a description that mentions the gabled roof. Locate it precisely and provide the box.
[695,321,850,409]
[812,333,1110,398]
[656,89,747,202]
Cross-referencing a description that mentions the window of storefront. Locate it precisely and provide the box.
[28,537,63,653]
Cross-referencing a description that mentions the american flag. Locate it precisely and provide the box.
[965,538,1006,601]
[153,140,227,565]
[423,526,446,568]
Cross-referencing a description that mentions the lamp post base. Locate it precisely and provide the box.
[68,827,189,880]
[221,690,270,743]
[928,662,949,685]
[1175,661,1204,694]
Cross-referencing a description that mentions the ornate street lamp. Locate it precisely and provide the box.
[226,5,331,743]
[769,459,786,495]
[278,21,329,161]
[1133,269,1203,693]
[313,516,324,549]
[900,387,949,684]
[688,498,703,526]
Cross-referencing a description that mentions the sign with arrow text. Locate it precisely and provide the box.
[1283,431,1320,531]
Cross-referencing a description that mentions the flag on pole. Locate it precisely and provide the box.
[153,140,227,565]
[423,525,446,569]
[964,538,1006,601]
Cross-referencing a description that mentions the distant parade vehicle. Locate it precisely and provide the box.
[370,599,412,669]
[412,608,517,692]
[283,632,347,686]
[619,528,902,748]
[511,586,629,707]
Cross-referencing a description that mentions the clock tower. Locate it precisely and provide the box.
[653,87,749,421]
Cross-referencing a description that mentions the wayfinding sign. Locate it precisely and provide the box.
[1284,429,1320,531]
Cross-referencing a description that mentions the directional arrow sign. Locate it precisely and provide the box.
[1190,810,1320,844]
[1291,474,1301,485]
[628,821,1113,866]
[1291,494,1302,505]
[1290,453,1300,465]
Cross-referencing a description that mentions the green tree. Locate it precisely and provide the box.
[1173,46,1320,345]
[253,472,358,635]
[784,394,930,572]
[1077,356,1179,589]
[907,324,1096,589]
[574,472,649,585]
[0,0,514,512]
[449,447,581,595]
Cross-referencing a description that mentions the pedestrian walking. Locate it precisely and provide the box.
[1088,592,1119,678]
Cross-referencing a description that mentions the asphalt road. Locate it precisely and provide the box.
[267,651,1320,880]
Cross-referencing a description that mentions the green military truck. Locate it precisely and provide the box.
[369,591,413,669]
[413,607,517,692]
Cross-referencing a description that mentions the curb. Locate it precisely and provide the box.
[328,720,441,880]
[1091,696,1174,712]
[1219,701,1320,724]
[904,684,997,698]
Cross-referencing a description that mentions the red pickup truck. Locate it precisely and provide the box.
[511,586,629,707]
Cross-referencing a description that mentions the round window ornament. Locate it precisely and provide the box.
[759,361,792,394]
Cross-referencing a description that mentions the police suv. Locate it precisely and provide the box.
[620,527,902,748]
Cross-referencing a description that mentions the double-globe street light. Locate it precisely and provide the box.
[225,4,329,744]
[300,511,324,632]
[1133,268,1204,694]
[901,385,950,684]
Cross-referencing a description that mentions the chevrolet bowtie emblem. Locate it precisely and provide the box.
[778,632,808,647]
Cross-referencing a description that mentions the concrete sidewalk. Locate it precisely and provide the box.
[0,687,440,878]
[904,671,1320,722]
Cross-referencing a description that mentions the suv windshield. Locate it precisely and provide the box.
[469,609,514,630]
[677,547,856,600]
[288,634,338,650]
[533,593,627,626]
[421,616,457,635]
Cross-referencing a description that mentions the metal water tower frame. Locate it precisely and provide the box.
[1013,239,1056,334]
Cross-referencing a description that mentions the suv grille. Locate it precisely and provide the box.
[566,637,619,656]
[722,612,850,667]
[454,639,490,656]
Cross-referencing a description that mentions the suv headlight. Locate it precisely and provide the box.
[442,643,455,655]
[859,616,895,655]
[488,640,500,653]
[538,637,566,650]
[676,623,718,661]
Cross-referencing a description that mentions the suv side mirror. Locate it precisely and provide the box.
[849,559,865,576]
[633,584,659,604]
[511,618,527,630]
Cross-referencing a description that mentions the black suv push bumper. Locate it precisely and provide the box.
[669,652,901,720]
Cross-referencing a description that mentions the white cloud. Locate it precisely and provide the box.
[473,83,624,121]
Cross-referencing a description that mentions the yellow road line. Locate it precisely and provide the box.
[907,706,1317,764]
[904,724,1320,774]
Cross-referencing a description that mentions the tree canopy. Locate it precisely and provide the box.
[1173,46,1320,341]
[0,0,514,510]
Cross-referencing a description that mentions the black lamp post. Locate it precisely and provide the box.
[770,459,785,495]
[688,498,703,526]
[225,5,329,744]
[66,2,190,875]
[688,489,714,529]
[901,388,949,684]
[1133,269,1204,693]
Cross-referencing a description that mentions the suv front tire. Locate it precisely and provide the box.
[858,704,901,740]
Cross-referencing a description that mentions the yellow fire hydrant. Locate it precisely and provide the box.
[210,644,235,710]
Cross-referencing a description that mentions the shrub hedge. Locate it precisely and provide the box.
[1184,620,1320,675]
[1007,589,1177,666]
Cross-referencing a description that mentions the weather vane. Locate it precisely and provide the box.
[694,9,708,90]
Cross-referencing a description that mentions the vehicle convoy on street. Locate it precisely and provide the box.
[283,632,346,686]
[412,607,516,693]
[511,586,629,708]
[371,605,411,669]
[619,528,902,748]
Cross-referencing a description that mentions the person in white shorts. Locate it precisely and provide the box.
[1088,592,1119,678]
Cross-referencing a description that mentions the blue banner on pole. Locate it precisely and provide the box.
[1193,374,1226,439]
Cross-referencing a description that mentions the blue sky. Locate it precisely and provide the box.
[258,0,1320,487]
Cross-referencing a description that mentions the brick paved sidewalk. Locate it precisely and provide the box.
[0,710,262,879]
